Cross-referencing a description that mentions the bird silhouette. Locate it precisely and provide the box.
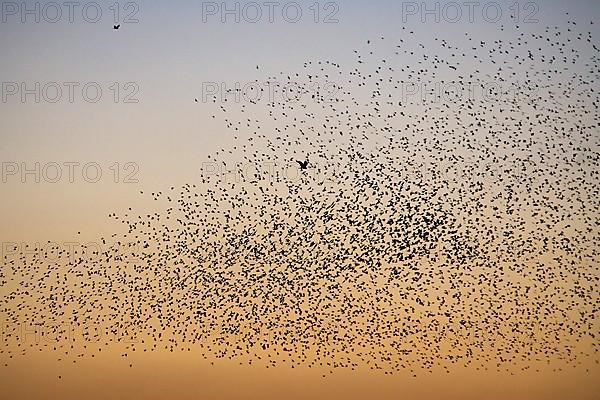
[2,14,598,380]
[297,159,309,170]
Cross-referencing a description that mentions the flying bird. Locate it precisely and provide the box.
[2,18,598,381]
[297,160,309,170]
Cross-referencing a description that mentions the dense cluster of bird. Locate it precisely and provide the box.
[1,19,598,377]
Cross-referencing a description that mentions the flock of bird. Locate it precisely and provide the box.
[1,18,598,378]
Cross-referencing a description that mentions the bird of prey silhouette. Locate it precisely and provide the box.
[297,160,309,170]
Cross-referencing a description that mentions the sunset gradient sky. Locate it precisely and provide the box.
[1,0,599,399]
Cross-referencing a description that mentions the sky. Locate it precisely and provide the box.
[0,0,599,399]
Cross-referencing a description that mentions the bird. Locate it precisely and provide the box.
[113,24,120,30]
[1,15,598,382]
[296,159,309,170]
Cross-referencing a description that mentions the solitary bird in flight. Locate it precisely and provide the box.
[297,159,309,170]
[113,24,120,30]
